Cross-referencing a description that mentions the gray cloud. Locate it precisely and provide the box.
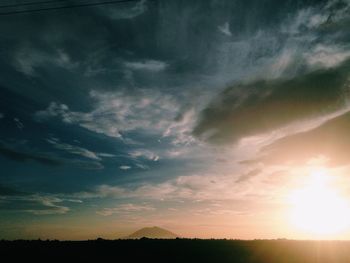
[256,111,350,166]
[188,0,350,145]
[193,60,350,144]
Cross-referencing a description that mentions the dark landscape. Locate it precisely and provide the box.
[2,239,350,262]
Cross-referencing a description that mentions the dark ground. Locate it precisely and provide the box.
[2,239,350,262]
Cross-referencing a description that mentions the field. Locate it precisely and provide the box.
[2,239,350,262]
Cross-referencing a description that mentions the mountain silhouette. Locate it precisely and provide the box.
[126,226,178,239]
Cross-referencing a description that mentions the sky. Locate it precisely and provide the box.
[1,0,350,240]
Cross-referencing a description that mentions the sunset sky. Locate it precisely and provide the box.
[1,0,350,240]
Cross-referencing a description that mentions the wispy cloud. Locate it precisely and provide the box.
[35,89,180,140]
[102,0,148,20]
[163,109,196,145]
[72,165,288,204]
[218,22,232,36]
[13,47,78,76]
[305,44,350,69]
[97,153,117,158]
[14,118,24,129]
[96,203,155,216]
[129,149,159,161]
[47,138,101,161]
[0,139,108,170]
[125,60,168,72]
[119,165,131,170]
[35,102,70,121]
[0,194,79,215]
[0,142,61,167]
[235,168,262,183]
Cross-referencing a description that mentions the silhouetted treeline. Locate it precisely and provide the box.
[2,239,350,262]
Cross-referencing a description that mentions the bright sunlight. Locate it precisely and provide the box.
[288,168,350,236]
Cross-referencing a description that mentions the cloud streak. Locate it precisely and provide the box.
[97,203,155,216]
[125,60,168,71]
[0,143,61,167]
[47,138,101,161]
[119,165,131,170]
[0,193,77,215]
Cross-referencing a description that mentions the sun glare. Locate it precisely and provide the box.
[288,168,350,236]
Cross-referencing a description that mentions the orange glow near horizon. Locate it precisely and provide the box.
[287,167,350,237]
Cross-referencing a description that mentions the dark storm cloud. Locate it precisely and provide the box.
[193,60,350,144]
[255,111,350,166]
[0,143,62,166]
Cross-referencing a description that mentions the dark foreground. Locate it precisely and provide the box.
[2,239,350,262]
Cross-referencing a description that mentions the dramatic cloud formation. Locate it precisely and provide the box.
[194,60,350,144]
[1,0,350,240]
